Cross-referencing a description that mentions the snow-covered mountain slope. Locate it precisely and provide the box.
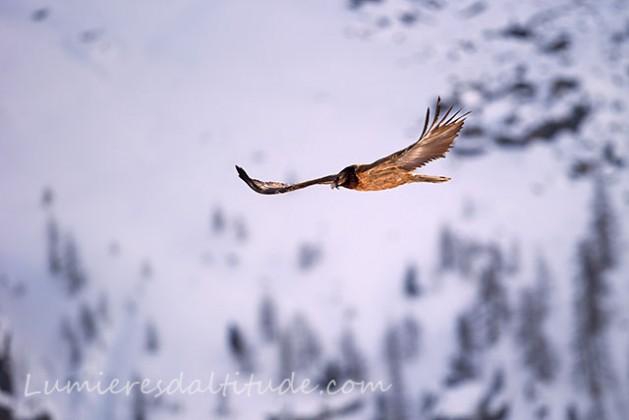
[1,0,628,419]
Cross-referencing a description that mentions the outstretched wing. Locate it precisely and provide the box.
[235,165,336,195]
[363,97,468,172]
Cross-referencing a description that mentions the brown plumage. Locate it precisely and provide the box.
[236,97,468,195]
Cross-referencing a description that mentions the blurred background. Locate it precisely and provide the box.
[1,0,628,419]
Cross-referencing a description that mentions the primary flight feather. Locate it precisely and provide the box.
[236,97,468,195]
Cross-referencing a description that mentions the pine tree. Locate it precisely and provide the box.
[0,406,12,420]
[131,374,147,420]
[382,324,408,420]
[517,258,558,384]
[290,315,322,372]
[419,392,438,418]
[570,179,624,419]
[573,239,613,419]
[145,321,160,354]
[402,265,421,298]
[297,243,322,271]
[211,207,226,234]
[226,323,253,373]
[566,404,580,420]
[46,217,62,276]
[477,248,510,346]
[215,390,230,417]
[79,304,98,343]
[400,316,421,360]
[590,177,616,270]
[318,360,344,391]
[259,295,278,343]
[438,225,457,271]
[373,394,388,420]
[445,310,481,386]
[0,334,13,395]
[340,328,367,381]
[458,239,485,278]
[277,315,322,381]
[60,319,81,367]
[61,235,87,295]
[277,328,295,382]
[477,369,509,420]
[41,186,54,208]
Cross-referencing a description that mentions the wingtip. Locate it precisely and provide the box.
[235,165,249,181]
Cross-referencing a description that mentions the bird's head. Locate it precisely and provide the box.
[331,165,358,189]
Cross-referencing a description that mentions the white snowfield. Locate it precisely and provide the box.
[0,0,628,419]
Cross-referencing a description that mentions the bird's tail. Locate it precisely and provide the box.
[411,174,451,183]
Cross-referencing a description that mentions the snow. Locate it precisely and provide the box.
[433,381,485,417]
[1,0,628,419]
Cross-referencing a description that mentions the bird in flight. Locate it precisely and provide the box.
[236,97,468,195]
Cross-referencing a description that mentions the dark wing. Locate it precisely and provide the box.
[236,165,336,195]
[363,97,468,172]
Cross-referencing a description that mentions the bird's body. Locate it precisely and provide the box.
[345,164,450,191]
[236,97,467,195]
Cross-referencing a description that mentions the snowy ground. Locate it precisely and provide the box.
[1,0,628,419]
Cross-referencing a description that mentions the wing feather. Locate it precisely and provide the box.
[363,97,468,172]
[235,166,335,195]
